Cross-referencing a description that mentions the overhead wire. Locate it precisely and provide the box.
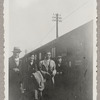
[32,0,91,50]
[33,25,55,49]
[63,0,91,21]
[57,0,91,36]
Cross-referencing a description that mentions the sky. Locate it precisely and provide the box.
[9,0,94,57]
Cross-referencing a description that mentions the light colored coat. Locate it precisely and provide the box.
[39,59,56,84]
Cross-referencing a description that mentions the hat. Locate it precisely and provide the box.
[47,52,51,55]
[12,47,22,53]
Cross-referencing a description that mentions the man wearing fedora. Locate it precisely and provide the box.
[9,47,23,100]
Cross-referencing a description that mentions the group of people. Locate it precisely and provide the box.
[9,47,67,100]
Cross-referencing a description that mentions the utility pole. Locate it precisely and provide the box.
[52,13,62,38]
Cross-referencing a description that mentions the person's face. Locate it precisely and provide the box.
[58,58,62,63]
[30,55,34,60]
[13,52,20,58]
[47,54,51,59]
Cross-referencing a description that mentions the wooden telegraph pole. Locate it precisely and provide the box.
[52,13,62,38]
[52,13,62,58]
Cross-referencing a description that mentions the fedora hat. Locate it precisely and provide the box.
[12,47,22,53]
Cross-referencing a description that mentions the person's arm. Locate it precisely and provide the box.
[52,61,56,76]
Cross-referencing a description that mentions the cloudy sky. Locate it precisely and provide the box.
[9,0,94,57]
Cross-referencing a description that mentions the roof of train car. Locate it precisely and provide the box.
[28,20,93,55]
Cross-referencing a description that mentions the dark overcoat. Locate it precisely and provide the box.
[21,60,44,100]
[55,62,65,87]
[21,60,37,90]
[9,56,22,100]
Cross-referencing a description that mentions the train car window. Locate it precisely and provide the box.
[35,54,37,61]
[53,47,56,57]
[69,61,71,67]
[39,52,42,60]
[62,53,67,57]
[51,48,53,58]
[75,60,82,66]
[51,47,56,58]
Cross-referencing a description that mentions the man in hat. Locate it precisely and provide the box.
[39,52,56,100]
[9,47,23,100]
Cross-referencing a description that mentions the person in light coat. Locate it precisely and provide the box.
[39,52,56,100]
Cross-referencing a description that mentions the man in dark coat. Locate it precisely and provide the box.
[9,47,23,100]
[22,54,44,100]
[55,56,65,88]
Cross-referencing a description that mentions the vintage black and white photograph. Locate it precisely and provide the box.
[5,0,97,100]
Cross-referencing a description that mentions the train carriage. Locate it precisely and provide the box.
[22,20,93,100]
